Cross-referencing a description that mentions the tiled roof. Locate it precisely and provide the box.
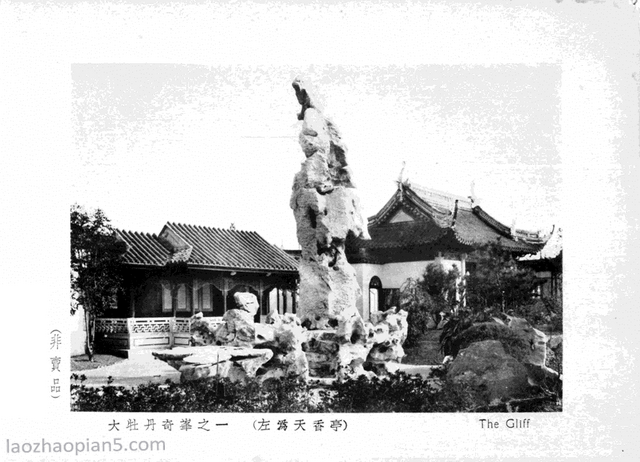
[358,182,547,255]
[117,230,170,266]
[356,221,449,250]
[521,227,562,261]
[452,207,543,253]
[116,223,298,272]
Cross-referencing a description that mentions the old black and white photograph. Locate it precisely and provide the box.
[68,63,563,413]
[2,1,639,461]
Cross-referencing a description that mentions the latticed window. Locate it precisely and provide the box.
[162,283,172,313]
[160,281,190,312]
[193,280,213,312]
[176,284,188,311]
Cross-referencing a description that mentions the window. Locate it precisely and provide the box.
[176,284,188,311]
[194,280,213,312]
[162,283,172,313]
[161,282,191,312]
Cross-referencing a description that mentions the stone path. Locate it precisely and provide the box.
[72,357,181,388]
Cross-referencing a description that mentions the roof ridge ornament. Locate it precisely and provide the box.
[396,161,409,198]
[397,161,406,185]
[468,180,482,206]
[510,218,519,242]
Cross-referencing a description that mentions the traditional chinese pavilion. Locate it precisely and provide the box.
[345,181,550,320]
[95,222,298,357]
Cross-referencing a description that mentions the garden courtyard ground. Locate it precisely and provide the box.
[70,330,446,388]
[70,327,562,412]
[72,330,445,371]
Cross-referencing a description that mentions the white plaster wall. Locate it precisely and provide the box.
[70,307,86,356]
[378,260,433,288]
[353,258,463,320]
[375,258,461,289]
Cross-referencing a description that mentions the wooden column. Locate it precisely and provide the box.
[129,281,136,318]
[191,279,196,316]
[222,278,228,314]
[278,288,282,313]
[283,289,288,314]
[460,254,467,308]
[292,289,298,314]
[259,278,264,318]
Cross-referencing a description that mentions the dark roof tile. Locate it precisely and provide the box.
[116,230,170,266]
[361,183,547,255]
[356,221,448,250]
[117,223,298,272]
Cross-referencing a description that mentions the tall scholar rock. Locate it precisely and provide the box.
[152,81,409,383]
[290,78,370,330]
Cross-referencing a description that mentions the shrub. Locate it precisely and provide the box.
[544,296,563,332]
[438,309,475,357]
[398,278,437,347]
[452,323,531,362]
[438,304,531,362]
[465,243,538,313]
[508,296,562,331]
[71,375,315,413]
[399,263,459,346]
[316,372,476,413]
[511,299,550,327]
[71,372,481,413]
[71,369,563,413]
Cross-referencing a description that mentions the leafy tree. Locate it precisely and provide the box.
[70,205,127,361]
[422,263,460,316]
[440,243,555,361]
[398,277,431,346]
[399,263,460,346]
[464,243,538,317]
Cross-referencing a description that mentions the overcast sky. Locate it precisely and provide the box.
[72,63,561,249]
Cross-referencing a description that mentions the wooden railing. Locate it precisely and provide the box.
[96,317,224,334]
[95,316,224,355]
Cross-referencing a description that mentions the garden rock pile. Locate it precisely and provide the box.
[156,292,409,383]
[504,315,549,368]
[154,292,311,383]
[302,306,408,379]
[446,340,530,404]
[446,315,561,405]
[153,80,409,384]
[153,345,274,382]
[503,315,560,387]
[210,292,259,346]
